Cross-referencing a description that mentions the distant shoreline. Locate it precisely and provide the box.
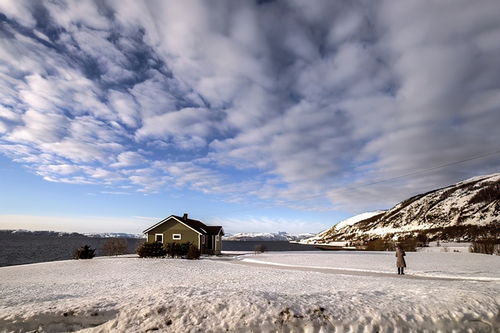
[0,231,320,267]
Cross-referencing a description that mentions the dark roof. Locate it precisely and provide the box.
[143,215,225,235]
[172,215,210,234]
[205,226,224,236]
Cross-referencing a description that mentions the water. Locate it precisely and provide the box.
[222,240,320,252]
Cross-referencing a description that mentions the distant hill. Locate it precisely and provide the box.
[223,232,315,242]
[304,173,500,243]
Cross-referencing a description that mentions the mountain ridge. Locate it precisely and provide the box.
[306,173,500,243]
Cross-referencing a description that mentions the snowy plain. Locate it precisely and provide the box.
[0,251,498,332]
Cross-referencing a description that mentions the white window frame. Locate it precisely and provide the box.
[215,235,220,241]
[155,233,163,243]
[172,233,181,240]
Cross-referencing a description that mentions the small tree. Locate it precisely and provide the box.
[400,237,418,252]
[102,238,128,256]
[470,238,498,255]
[73,245,96,259]
[137,242,166,258]
[187,244,201,259]
[416,233,429,247]
[365,239,393,251]
[254,244,267,253]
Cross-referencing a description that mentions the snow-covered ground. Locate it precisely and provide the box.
[240,251,500,281]
[0,252,498,332]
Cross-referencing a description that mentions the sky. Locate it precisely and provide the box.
[1,0,500,234]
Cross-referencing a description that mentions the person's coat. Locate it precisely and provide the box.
[396,248,406,268]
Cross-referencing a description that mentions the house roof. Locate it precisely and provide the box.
[143,215,224,236]
[172,215,209,234]
[205,226,225,236]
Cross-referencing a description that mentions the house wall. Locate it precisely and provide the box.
[146,218,200,248]
[214,233,222,254]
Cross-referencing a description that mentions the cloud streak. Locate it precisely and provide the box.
[1,0,500,213]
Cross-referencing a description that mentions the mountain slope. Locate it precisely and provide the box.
[313,173,500,243]
[301,211,385,244]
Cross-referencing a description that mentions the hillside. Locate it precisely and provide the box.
[223,232,315,242]
[309,173,500,243]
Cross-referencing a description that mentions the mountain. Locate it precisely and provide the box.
[300,211,386,244]
[223,232,316,242]
[84,232,144,239]
[307,173,500,243]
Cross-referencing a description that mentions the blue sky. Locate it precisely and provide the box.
[1,0,500,234]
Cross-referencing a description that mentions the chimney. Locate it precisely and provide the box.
[183,213,188,221]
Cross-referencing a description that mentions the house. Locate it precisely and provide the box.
[143,214,224,255]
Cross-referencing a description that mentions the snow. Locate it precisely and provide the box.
[240,251,500,281]
[300,211,385,244]
[333,211,385,230]
[0,252,499,332]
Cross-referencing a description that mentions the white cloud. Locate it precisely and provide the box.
[0,0,499,213]
[0,214,154,233]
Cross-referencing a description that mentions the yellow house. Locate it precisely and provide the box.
[143,214,224,255]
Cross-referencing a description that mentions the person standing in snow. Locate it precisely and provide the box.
[396,244,406,275]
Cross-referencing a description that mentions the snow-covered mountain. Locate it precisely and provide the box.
[223,232,315,242]
[307,173,500,243]
[84,232,144,239]
[300,211,386,244]
[5,230,143,239]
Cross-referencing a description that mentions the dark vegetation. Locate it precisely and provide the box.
[136,242,167,258]
[0,230,143,267]
[254,244,267,253]
[187,244,201,259]
[364,237,418,252]
[469,181,500,205]
[73,245,96,259]
[470,238,500,255]
[102,238,128,256]
[136,242,201,259]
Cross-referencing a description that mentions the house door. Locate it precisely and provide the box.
[206,234,213,249]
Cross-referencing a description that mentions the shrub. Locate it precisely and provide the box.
[365,239,392,251]
[187,244,201,260]
[73,245,96,259]
[102,238,128,256]
[400,237,418,252]
[416,233,429,247]
[254,244,267,253]
[470,238,499,255]
[137,242,167,258]
[179,242,191,256]
[165,242,192,258]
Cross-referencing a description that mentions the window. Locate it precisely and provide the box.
[155,234,163,243]
[172,233,181,240]
[201,235,205,244]
[216,235,220,241]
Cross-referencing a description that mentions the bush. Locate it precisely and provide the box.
[254,244,267,253]
[400,237,418,252]
[187,244,201,259]
[416,233,429,247]
[164,242,192,258]
[73,245,96,259]
[470,238,499,255]
[137,242,167,258]
[365,239,393,251]
[102,238,128,256]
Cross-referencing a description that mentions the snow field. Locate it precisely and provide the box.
[0,252,498,332]
[239,251,500,281]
